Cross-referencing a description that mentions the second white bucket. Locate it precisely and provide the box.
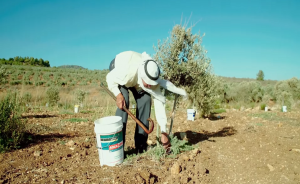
[282,106,287,112]
[94,116,123,166]
[74,105,79,113]
[187,109,196,121]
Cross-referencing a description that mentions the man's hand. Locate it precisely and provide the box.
[116,93,125,110]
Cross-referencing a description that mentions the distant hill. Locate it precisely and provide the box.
[57,65,86,69]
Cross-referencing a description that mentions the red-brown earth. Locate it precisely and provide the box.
[0,108,299,184]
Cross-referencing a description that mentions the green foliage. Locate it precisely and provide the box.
[35,81,45,86]
[58,81,67,86]
[124,135,194,164]
[0,56,50,67]
[75,89,87,104]
[169,134,194,155]
[260,104,266,110]
[154,24,219,117]
[23,81,33,85]
[144,145,166,160]
[46,86,60,106]
[241,81,264,103]
[59,140,66,145]
[0,64,8,85]
[10,80,22,85]
[273,77,300,109]
[0,92,25,152]
[286,77,300,100]
[219,81,265,104]
[212,109,226,114]
[1,65,109,90]
[256,70,264,81]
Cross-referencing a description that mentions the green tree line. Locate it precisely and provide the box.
[0,56,50,67]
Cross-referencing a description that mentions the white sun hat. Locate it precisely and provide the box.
[139,60,160,86]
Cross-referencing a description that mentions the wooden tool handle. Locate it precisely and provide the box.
[101,83,154,134]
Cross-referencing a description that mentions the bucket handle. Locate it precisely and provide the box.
[100,83,154,134]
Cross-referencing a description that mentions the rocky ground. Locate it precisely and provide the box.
[0,108,299,184]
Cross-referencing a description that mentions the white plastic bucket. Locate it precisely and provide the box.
[94,116,123,166]
[187,109,196,121]
[74,105,79,113]
[282,106,287,112]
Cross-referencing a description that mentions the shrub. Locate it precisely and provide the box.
[46,86,60,106]
[10,80,22,85]
[53,75,60,84]
[286,77,300,100]
[43,73,50,81]
[273,78,299,109]
[262,84,275,100]
[0,92,25,152]
[228,81,263,103]
[58,81,67,86]
[124,134,194,163]
[75,89,87,104]
[35,81,45,86]
[222,83,238,103]
[262,94,272,104]
[260,104,266,110]
[23,81,33,85]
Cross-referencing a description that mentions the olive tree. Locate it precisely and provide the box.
[273,77,300,110]
[153,24,219,118]
[46,86,60,107]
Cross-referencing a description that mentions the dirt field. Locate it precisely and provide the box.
[0,108,299,184]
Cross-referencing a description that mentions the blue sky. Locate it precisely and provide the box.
[0,0,299,80]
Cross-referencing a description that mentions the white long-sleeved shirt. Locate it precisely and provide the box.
[106,51,186,133]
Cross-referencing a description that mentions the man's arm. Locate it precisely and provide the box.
[106,68,127,109]
[106,68,126,96]
[152,86,168,133]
